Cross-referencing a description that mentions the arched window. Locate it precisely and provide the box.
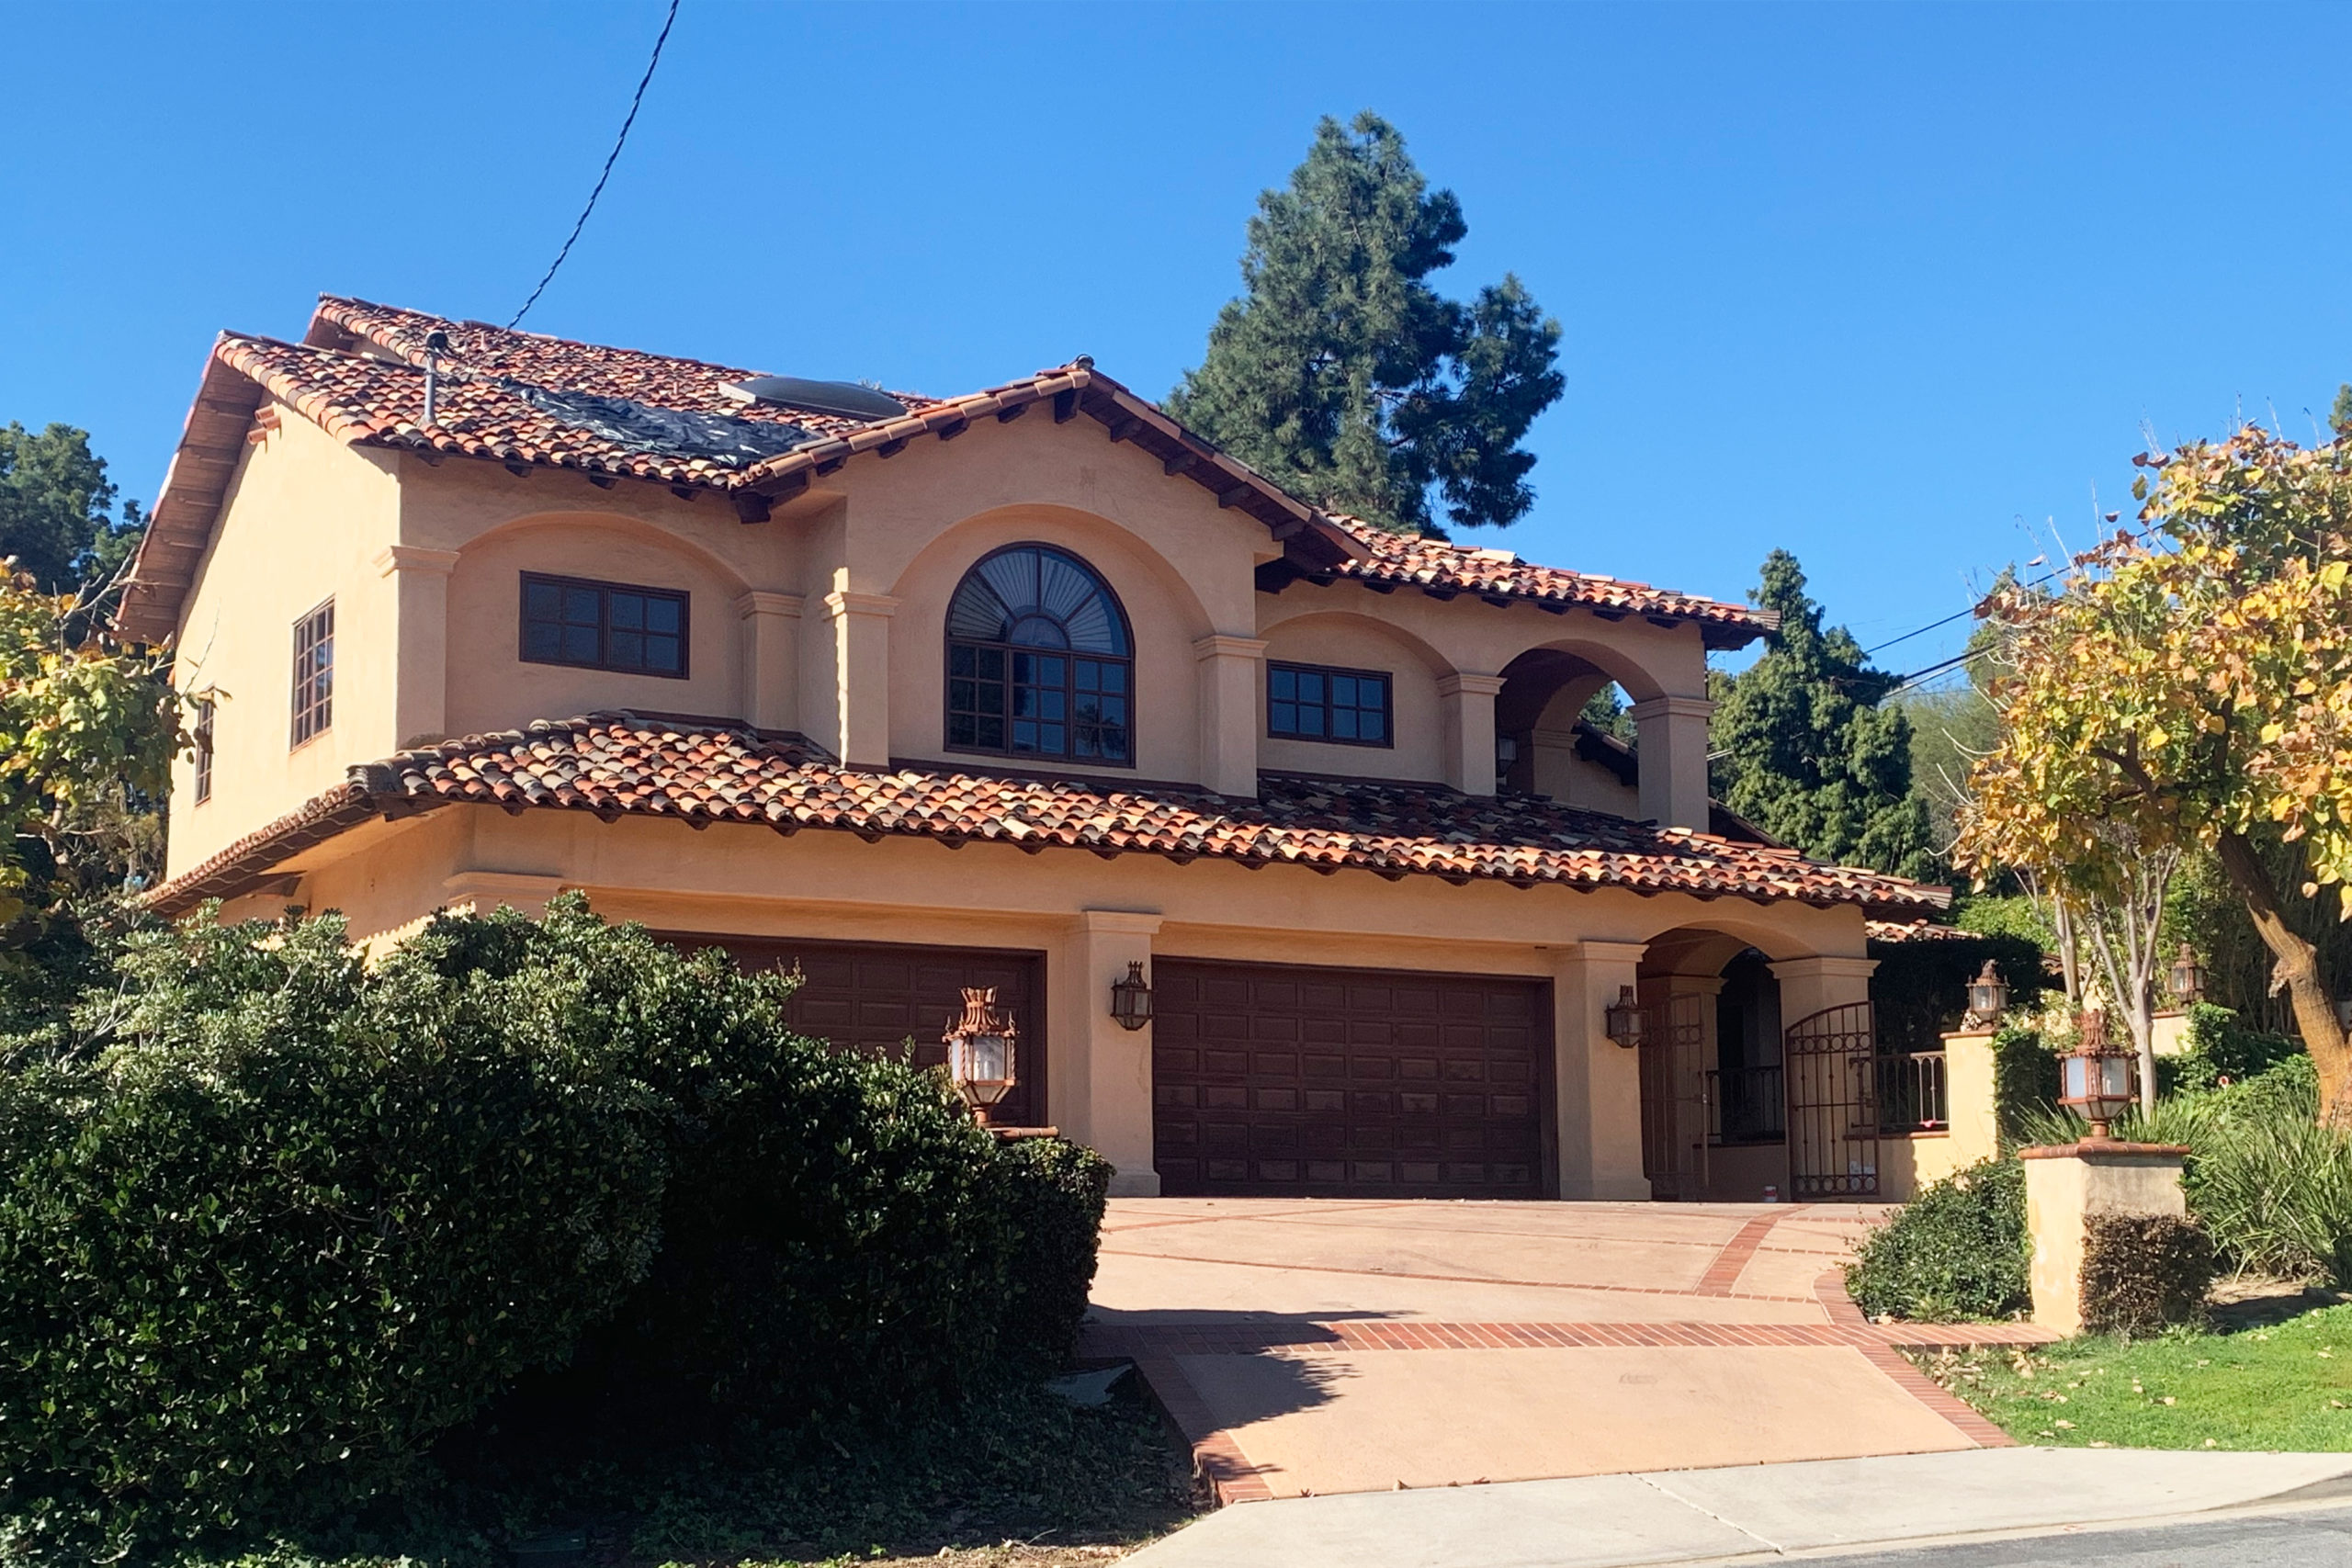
[945,544,1133,764]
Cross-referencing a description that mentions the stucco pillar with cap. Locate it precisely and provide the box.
[733,591,802,734]
[1052,909,1164,1196]
[1440,671,1507,796]
[821,589,897,767]
[1193,634,1267,798]
[1550,940,1651,1200]
[375,544,458,750]
[1631,694,1714,830]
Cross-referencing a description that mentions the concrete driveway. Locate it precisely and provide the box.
[1082,1198,2052,1502]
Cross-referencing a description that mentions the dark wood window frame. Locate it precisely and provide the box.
[289,599,334,750]
[518,571,691,680]
[192,696,215,805]
[1267,660,1394,748]
[944,543,1136,768]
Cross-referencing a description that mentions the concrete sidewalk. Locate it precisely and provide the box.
[1120,1448,2352,1568]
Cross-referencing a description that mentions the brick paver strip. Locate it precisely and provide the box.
[1133,1354,1277,1506]
[1694,1205,1811,1295]
[1081,1318,2056,1358]
[1095,1248,1815,1303]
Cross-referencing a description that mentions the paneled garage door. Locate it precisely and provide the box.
[658,934,1046,1129]
[1152,960,1550,1199]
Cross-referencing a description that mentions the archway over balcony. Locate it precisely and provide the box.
[1494,639,1709,824]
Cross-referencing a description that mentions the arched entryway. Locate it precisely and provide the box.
[1635,928,1796,1202]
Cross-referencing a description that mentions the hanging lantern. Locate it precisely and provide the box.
[1109,961,1154,1032]
[1963,959,2010,1028]
[943,986,1018,1113]
[1604,986,1648,1050]
[2167,943,2208,1006]
[2058,1010,2136,1139]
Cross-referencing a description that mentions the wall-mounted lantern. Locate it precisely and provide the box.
[1110,961,1154,1032]
[944,987,1018,1116]
[1963,959,2010,1029]
[2338,995,2352,1034]
[2167,943,2209,1007]
[2058,1010,2136,1139]
[1604,986,1648,1050]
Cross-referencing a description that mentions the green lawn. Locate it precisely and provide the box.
[1918,1302,2352,1450]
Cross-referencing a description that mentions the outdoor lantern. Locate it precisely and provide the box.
[2339,995,2352,1034]
[1604,986,1648,1050]
[2167,943,2209,1007]
[2058,1010,2137,1139]
[1964,959,2010,1028]
[1109,960,1154,1032]
[943,987,1018,1114]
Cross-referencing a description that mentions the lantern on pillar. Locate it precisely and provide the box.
[1604,986,1648,1050]
[2167,943,2209,1007]
[943,987,1018,1118]
[2058,1010,2136,1139]
[1963,959,2010,1029]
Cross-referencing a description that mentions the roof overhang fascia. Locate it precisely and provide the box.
[117,341,266,644]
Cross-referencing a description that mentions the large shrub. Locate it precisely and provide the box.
[1846,1158,2030,1321]
[0,912,669,1561]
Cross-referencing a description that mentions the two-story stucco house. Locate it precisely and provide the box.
[121,297,1947,1203]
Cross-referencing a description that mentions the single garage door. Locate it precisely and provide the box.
[1152,959,1550,1199]
[657,934,1046,1130]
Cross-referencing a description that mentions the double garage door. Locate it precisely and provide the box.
[1152,960,1551,1199]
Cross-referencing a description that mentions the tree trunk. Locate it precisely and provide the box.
[2217,829,2352,1126]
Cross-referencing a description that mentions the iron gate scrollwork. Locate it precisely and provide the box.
[1784,1001,1879,1199]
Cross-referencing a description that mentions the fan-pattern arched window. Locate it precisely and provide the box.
[945,545,1133,764]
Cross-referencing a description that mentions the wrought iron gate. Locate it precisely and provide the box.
[1639,993,1708,1201]
[1785,1001,1879,1198]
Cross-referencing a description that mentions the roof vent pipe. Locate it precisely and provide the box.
[422,328,450,429]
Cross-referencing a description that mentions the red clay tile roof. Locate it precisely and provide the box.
[1320,517,1776,646]
[1866,919,1979,943]
[149,714,1948,919]
[119,297,1771,648]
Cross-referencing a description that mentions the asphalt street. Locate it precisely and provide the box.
[1798,1504,2352,1566]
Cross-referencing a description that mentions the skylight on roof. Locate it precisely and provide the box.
[722,376,908,423]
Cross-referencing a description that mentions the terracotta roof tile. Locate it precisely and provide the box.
[150,715,1949,919]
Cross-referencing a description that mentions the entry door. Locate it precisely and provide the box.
[1785,1001,1878,1199]
[657,933,1046,1129]
[1639,993,1707,1201]
[1151,959,1550,1199]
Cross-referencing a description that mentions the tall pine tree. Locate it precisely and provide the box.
[1168,113,1563,536]
[1710,550,1937,881]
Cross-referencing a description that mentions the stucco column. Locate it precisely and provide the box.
[1192,634,1267,798]
[733,592,802,734]
[1050,909,1164,1196]
[1440,671,1507,796]
[375,545,458,750]
[1940,1027,2001,1171]
[1630,694,1714,830]
[1550,940,1651,1201]
[1768,953,1878,1025]
[821,590,897,767]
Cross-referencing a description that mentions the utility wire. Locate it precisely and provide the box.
[1860,514,2168,661]
[509,0,682,330]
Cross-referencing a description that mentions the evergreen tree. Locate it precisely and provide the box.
[1710,550,1937,880]
[2333,381,2351,439]
[1168,113,1563,536]
[0,423,144,593]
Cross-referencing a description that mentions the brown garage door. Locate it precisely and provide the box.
[657,934,1046,1129]
[1152,959,1550,1199]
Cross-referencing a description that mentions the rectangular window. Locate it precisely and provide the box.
[519,573,688,678]
[1267,660,1392,747]
[290,600,334,748]
[192,697,215,804]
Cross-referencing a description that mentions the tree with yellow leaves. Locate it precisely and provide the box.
[1959,427,2352,1121]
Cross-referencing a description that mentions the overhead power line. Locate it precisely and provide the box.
[1860,514,2168,662]
[509,0,682,330]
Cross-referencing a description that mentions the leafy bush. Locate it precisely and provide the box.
[1993,1021,2063,1146]
[0,912,669,1561]
[1846,1158,2030,1321]
[0,897,1115,1562]
[2079,1215,2215,1336]
[2165,1002,2305,1096]
[1867,931,2046,1056]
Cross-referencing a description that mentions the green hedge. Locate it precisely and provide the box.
[1845,1158,2030,1321]
[0,898,1112,1562]
[2081,1215,2215,1336]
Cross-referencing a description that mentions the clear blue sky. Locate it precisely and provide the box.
[6,2,2346,675]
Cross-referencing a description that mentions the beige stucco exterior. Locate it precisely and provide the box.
[157,355,1893,1201]
[2023,1141,2190,1335]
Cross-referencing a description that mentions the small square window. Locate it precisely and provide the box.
[518,573,690,679]
[1266,660,1393,749]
